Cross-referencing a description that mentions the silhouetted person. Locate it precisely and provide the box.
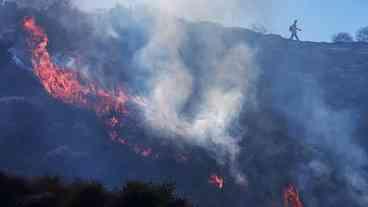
[289,20,302,41]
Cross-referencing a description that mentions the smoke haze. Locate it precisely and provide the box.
[129,5,258,183]
[272,67,368,205]
[74,0,273,27]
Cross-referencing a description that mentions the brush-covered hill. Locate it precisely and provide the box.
[1,2,368,207]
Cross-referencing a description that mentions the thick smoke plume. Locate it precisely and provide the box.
[71,0,259,183]
[137,15,257,183]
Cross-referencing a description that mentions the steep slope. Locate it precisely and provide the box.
[1,3,368,207]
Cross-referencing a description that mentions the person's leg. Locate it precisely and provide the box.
[290,33,296,40]
[291,33,296,40]
[296,33,300,41]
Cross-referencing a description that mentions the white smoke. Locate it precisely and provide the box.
[133,12,257,184]
[275,74,368,205]
[74,0,272,28]
[303,96,368,205]
[73,0,260,184]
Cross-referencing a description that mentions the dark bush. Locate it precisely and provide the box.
[30,176,66,194]
[0,172,31,207]
[111,182,178,207]
[356,26,368,42]
[63,181,107,207]
[332,32,354,43]
[0,172,193,207]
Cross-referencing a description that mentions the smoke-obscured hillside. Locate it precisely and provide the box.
[1,2,368,207]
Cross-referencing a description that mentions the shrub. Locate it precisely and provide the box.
[111,182,190,207]
[332,32,354,43]
[63,181,107,207]
[356,26,368,42]
[0,172,193,207]
[30,176,66,195]
[0,172,30,207]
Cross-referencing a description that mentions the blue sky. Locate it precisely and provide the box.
[270,1,368,42]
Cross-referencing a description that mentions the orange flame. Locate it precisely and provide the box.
[283,184,304,207]
[23,16,128,117]
[22,17,177,161]
[107,116,120,128]
[22,17,159,157]
[209,174,224,189]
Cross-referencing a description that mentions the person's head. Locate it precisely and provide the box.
[294,20,298,24]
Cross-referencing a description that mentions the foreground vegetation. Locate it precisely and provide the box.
[0,172,192,207]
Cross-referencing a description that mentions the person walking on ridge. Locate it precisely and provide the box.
[289,20,302,41]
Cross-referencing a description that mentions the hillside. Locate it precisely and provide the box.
[1,2,368,207]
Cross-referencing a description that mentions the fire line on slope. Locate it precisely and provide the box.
[23,16,128,117]
[22,16,156,158]
[23,16,225,190]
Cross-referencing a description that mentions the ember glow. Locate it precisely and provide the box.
[209,174,224,189]
[283,184,304,207]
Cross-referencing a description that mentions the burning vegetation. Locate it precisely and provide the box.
[22,16,159,159]
[209,175,224,189]
[22,16,308,205]
[0,1,361,206]
[283,184,304,207]
[23,16,226,191]
[23,16,128,119]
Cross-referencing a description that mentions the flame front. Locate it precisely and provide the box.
[283,184,304,207]
[209,174,224,189]
[22,16,162,159]
[23,16,127,117]
[22,17,235,189]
